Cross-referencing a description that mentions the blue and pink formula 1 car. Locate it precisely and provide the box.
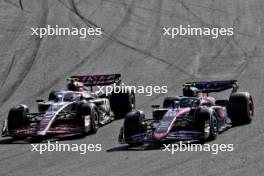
[119,80,254,147]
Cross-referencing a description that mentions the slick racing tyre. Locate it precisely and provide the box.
[227,92,254,126]
[7,105,30,137]
[123,110,146,147]
[110,90,135,119]
[195,108,218,141]
[163,97,180,108]
[76,102,99,134]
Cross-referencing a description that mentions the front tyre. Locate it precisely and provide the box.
[7,104,30,138]
[195,108,218,141]
[90,110,99,134]
[123,110,145,147]
[76,103,99,135]
[208,114,218,141]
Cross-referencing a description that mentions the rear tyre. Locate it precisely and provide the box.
[110,89,135,119]
[123,110,145,147]
[195,108,218,141]
[76,103,99,135]
[227,92,254,126]
[7,105,30,137]
[163,97,180,108]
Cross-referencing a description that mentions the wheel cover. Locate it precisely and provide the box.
[249,99,254,116]
[131,94,135,109]
[93,112,99,129]
[211,115,218,136]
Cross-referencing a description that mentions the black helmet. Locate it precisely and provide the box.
[67,81,77,91]
[183,87,199,97]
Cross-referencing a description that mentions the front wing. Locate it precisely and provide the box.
[2,123,84,138]
[119,130,205,144]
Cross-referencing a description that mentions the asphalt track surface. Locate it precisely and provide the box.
[0,0,264,176]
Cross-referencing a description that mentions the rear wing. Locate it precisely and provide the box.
[183,80,239,93]
[67,74,121,86]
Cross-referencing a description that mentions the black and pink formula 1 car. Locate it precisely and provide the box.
[2,74,135,141]
[118,80,254,147]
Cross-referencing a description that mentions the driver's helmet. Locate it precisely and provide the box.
[67,81,78,91]
[183,87,199,97]
[67,81,87,92]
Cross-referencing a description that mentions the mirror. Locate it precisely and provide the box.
[151,104,160,109]
[36,99,44,103]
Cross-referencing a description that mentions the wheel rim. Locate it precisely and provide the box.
[93,112,99,129]
[131,94,135,109]
[249,99,254,116]
[211,115,218,136]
